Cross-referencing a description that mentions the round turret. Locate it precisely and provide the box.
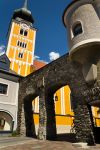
[63,0,100,64]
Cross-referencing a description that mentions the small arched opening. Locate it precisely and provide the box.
[46,84,76,142]
[32,96,39,135]
[0,111,14,132]
[72,22,83,37]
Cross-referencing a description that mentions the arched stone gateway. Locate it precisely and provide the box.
[17,54,100,145]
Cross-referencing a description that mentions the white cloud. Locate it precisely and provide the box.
[49,51,60,61]
[0,45,5,53]
[33,55,40,60]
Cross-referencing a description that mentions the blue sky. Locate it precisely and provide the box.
[0,0,71,62]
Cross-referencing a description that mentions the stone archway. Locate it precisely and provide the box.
[24,94,37,138]
[18,54,97,145]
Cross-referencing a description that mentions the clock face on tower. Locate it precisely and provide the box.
[20,23,30,30]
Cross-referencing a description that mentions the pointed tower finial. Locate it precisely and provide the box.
[23,0,28,9]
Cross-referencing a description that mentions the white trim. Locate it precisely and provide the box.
[63,87,65,115]
[32,30,36,63]
[69,91,72,112]
[37,96,39,113]
[34,97,39,113]
[18,62,21,75]
[14,82,19,129]
[92,106,95,117]
[61,88,63,115]
[6,22,14,56]
[54,93,56,112]
[34,98,37,112]
[9,45,33,55]
[25,49,30,76]
[9,58,32,65]
[61,87,65,115]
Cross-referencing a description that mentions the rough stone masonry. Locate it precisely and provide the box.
[17,53,100,145]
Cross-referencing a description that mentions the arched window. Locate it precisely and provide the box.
[72,22,83,37]
[20,42,22,47]
[22,43,25,48]
[17,41,19,46]
[24,30,28,36]
[25,43,27,48]
[20,29,24,35]
[20,29,28,36]
[18,52,23,58]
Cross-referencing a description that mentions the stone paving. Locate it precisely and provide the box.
[0,136,100,150]
[0,140,100,150]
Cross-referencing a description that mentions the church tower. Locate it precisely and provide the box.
[6,0,36,76]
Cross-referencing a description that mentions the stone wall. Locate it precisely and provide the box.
[17,53,100,145]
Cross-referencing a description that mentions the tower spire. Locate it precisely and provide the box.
[23,0,28,9]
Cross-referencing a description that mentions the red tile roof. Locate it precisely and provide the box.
[33,60,47,70]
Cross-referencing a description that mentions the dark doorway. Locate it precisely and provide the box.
[89,101,100,143]
[24,94,37,138]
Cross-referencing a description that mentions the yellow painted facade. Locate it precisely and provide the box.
[6,21,36,76]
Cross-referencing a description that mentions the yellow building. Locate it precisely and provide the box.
[6,0,36,76]
[6,0,100,134]
[92,107,100,127]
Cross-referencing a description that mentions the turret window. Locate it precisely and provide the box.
[20,28,28,37]
[18,52,23,58]
[72,22,83,37]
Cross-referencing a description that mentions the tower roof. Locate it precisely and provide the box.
[23,0,28,9]
[12,0,34,24]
